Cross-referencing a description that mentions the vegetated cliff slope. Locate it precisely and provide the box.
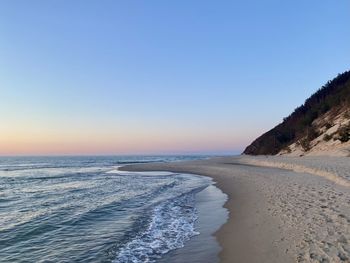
[243,71,350,156]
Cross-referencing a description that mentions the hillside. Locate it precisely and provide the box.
[243,71,350,156]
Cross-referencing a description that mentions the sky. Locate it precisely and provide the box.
[0,0,349,155]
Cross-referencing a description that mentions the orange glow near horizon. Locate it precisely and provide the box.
[0,122,252,155]
[0,114,262,155]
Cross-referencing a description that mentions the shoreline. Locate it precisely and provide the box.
[120,155,350,262]
[158,182,228,263]
[120,157,294,262]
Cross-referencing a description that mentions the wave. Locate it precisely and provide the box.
[114,190,203,263]
[0,157,211,262]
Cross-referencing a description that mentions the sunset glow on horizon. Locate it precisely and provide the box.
[0,117,252,155]
[1,1,349,155]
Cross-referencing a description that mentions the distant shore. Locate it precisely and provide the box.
[121,155,350,262]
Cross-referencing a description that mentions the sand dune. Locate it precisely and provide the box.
[240,155,350,187]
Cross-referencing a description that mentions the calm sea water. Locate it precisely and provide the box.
[0,156,213,263]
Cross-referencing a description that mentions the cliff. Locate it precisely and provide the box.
[243,71,350,156]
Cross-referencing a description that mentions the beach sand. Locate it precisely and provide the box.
[120,156,350,263]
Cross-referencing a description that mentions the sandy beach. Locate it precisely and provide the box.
[120,156,350,263]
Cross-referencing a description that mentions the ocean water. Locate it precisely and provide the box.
[0,156,223,263]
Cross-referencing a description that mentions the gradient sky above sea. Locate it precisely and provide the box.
[1,1,350,155]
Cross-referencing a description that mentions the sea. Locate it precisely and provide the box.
[0,156,227,263]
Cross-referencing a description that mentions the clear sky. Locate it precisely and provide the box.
[1,0,349,155]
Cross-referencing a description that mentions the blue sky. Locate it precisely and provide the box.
[0,0,349,155]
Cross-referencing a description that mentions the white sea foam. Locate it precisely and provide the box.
[107,168,174,177]
[114,193,200,263]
